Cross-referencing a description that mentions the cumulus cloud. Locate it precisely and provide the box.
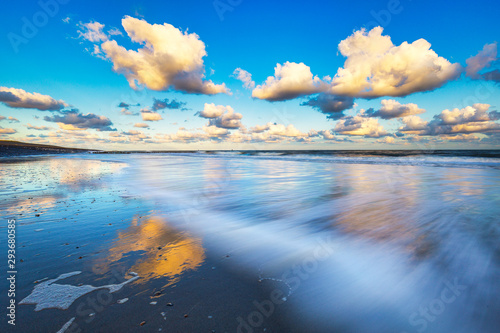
[398,115,429,134]
[334,111,387,137]
[198,103,229,118]
[134,123,149,128]
[252,62,325,101]
[208,110,242,129]
[98,16,229,94]
[8,116,20,123]
[0,127,17,135]
[197,103,243,129]
[26,124,51,130]
[203,125,229,137]
[141,109,163,121]
[300,94,355,119]
[0,87,67,111]
[233,68,255,89]
[466,43,499,82]
[152,98,187,111]
[249,123,306,138]
[466,43,497,78]
[426,103,500,135]
[399,104,500,136]
[365,99,426,119]
[329,27,462,98]
[43,110,115,131]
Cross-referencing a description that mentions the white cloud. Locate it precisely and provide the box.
[366,99,426,119]
[0,87,67,111]
[399,104,500,136]
[466,43,497,78]
[203,125,229,137]
[251,27,461,102]
[99,16,229,94]
[0,127,16,135]
[334,111,387,137]
[233,68,255,89]
[141,109,162,121]
[134,123,149,128]
[329,27,462,98]
[198,103,243,129]
[77,21,108,42]
[252,62,325,101]
[198,103,229,118]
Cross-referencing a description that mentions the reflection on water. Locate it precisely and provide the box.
[93,214,205,286]
[125,153,500,333]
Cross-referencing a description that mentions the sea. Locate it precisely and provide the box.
[1,150,499,332]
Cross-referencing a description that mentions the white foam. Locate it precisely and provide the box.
[56,317,75,333]
[19,271,139,311]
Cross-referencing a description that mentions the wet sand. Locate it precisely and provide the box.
[0,156,294,332]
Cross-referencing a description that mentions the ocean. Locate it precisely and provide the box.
[1,150,499,332]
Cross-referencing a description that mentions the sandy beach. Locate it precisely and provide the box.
[1,152,500,332]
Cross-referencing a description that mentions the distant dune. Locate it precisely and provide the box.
[0,140,97,157]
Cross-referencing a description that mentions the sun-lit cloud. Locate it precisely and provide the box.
[466,43,497,78]
[250,27,461,102]
[399,104,500,136]
[334,111,387,137]
[44,110,115,131]
[26,123,52,130]
[141,109,163,121]
[134,123,149,128]
[233,68,255,89]
[252,62,325,101]
[0,127,17,135]
[0,87,67,111]
[366,99,426,119]
[77,21,108,42]
[197,103,243,129]
[95,16,229,94]
[329,27,462,98]
[203,125,229,137]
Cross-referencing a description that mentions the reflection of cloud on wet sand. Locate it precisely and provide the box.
[94,215,205,286]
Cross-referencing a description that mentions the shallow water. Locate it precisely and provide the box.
[2,152,500,332]
[123,152,500,332]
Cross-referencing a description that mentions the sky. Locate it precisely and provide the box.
[0,0,499,150]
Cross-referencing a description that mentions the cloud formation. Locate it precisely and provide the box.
[44,110,115,131]
[0,87,67,111]
[0,127,16,135]
[329,27,462,98]
[197,104,243,129]
[134,123,149,128]
[77,21,108,42]
[466,43,499,82]
[233,68,255,89]
[152,98,187,111]
[334,111,387,137]
[365,99,426,119]
[398,104,500,135]
[252,62,325,101]
[300,94,355,119]
[250,27,461,101]
[141,109,163,121]
[97,16,228,94]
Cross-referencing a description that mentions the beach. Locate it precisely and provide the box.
[1,151,500,332]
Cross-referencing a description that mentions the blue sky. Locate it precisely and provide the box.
[0,0,499,149]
